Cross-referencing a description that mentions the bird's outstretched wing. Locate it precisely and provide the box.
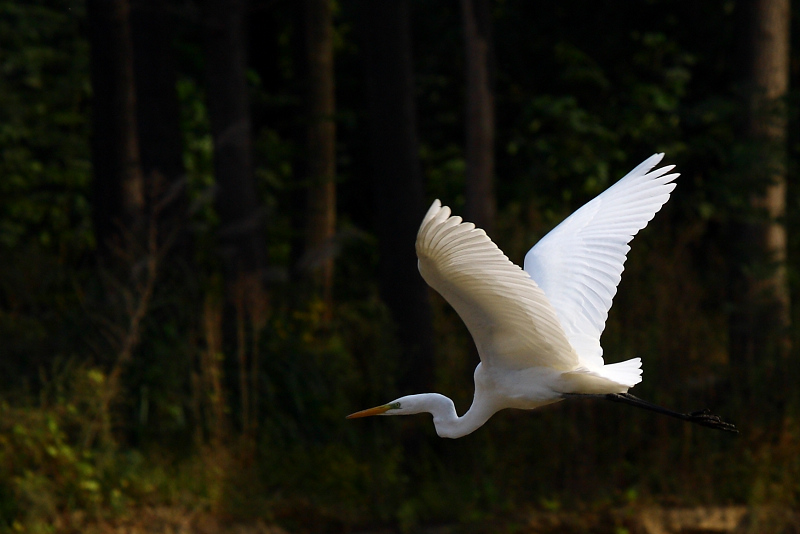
[417,200,579,371]
[523,154,678,370]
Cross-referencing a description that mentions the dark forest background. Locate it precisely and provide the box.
[1,0,800,532]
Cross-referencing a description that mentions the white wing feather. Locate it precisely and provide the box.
[523,153,678,371]
[417,200,580,372]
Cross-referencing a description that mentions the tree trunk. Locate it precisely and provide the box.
[86,0,147,446]
[130,0,188,252]
[730,0,791,419]
[87,0,144,255]
[461,0,495,235]
[204,0,267,437]
[204,0,264,277]
[361,0,435,393]
[302,0,337,312]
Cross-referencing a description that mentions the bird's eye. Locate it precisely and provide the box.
[391,402,401,409]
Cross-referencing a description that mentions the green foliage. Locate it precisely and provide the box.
[0,365,127,532]
[0,1,92,255]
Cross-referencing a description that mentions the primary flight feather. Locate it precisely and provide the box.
[348,154,737,437]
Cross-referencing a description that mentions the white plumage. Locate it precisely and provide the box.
[348,154,736,437]
[524,153,677,379]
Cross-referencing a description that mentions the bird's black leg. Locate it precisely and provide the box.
[563,392,739,434]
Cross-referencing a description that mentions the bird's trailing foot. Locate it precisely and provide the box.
[565,392,739,434]
[685,408,739,433]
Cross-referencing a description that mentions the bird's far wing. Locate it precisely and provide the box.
[523,153,678,369]
[417,200,580,371]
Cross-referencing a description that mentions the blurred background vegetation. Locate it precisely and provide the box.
[1,0,800,532]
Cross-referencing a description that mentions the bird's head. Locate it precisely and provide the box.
[346,395,431,418]
[346,394,468,437]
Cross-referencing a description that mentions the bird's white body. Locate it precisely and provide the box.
[429,364,570,438]
[348,154,680,438]
[395,362,632,438]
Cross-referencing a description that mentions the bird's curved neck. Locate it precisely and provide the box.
[416,393,497,439]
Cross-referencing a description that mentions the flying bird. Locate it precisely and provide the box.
[348,154,737,438]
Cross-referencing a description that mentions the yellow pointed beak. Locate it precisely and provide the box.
[346,404,392,419]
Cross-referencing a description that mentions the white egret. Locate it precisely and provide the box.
[348,154,737,437]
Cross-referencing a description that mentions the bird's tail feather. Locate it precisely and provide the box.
[598,357,642,388]
[561,357,642,394]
